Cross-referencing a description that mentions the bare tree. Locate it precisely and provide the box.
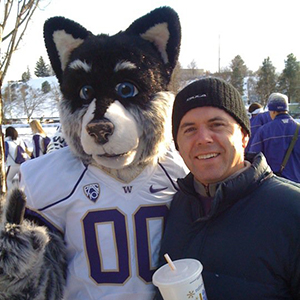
[2,81,19,120]
[168,61,183,93]
[0,0,41,195]
[187,59,198,77]
[19,85,46,122]
[49,82,62,103]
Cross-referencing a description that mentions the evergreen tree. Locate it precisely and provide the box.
[42,81,51,93]
[21,66,31,82]
[278,53,300,103]
[255,57,277,107]
[246,75,259,104]
[34,56,51,77]
[213,67,231,82]
[229,55,248,96]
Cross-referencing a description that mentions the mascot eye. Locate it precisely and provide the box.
[80,85,95,103]
[116,82,138,98]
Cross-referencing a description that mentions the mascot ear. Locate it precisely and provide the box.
[125,6,181,73]
[44,17,90,83]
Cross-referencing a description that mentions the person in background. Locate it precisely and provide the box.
[29,119,50,159]
[245,102,271,152]
[4,126,29,190]
[249,93,300,182]
[248,102,263,117]
[157,77,300,300]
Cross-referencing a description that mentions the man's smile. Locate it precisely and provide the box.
[196,153,219,160]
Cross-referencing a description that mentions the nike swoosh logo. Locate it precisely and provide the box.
[149,185,168,193]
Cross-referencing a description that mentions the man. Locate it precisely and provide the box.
[157,78,300,300]
[250,93,300,183]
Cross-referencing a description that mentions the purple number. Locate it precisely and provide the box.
[82,205,168,284]
[134,205,169,282]
[82,209,129,284]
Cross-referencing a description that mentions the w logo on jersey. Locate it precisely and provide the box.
[122,186,133,193]
[84,183,100,202]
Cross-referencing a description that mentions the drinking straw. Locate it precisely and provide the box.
[164,253,176,271]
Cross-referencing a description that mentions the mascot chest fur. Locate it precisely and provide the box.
[1,7,185,300]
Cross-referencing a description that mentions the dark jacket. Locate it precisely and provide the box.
[157,153,300,300]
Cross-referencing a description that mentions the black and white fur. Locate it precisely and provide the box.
[46,6,181,182]
[0,189,67,299]
[0,6,181,299]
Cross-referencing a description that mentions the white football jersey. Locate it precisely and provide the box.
[20,147,187,300]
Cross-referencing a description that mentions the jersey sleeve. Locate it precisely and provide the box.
[20,147,86,231]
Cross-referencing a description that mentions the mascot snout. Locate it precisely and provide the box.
[86,118,115,144]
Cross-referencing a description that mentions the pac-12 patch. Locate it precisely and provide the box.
[83,183,100,202]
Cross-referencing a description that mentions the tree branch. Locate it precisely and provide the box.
[0,0,40,82]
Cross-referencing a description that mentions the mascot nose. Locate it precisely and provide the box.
[86,118,115,144]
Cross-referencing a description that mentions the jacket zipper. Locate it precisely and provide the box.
[204,185,211,197]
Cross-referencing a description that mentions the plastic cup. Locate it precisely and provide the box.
[153,258,207,300]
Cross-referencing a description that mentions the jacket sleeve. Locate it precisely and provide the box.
[248,126,264,153]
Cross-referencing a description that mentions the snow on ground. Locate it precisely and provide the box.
[26,76,59,89]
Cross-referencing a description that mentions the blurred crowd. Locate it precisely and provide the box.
[3,120,67,190]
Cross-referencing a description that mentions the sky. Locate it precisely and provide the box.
[3,0,300,82]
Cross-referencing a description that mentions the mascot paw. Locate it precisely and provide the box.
[0,222,49,279]
[0,190,66,299]
[0,189,50,284]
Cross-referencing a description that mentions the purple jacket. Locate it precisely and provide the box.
[249,113,300,182]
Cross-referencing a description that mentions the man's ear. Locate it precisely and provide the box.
[241,129,250,149]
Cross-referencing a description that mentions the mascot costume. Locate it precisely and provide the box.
[0,6,186,300]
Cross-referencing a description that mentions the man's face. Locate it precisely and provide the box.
[177,106,249,185]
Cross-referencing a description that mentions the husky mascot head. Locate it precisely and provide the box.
[44,7,181,182]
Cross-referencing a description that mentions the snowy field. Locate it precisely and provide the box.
[2,123,59,151]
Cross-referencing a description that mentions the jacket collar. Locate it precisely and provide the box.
[193,161,251,198]
[178,153,273,221]
[275,113,291,120]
